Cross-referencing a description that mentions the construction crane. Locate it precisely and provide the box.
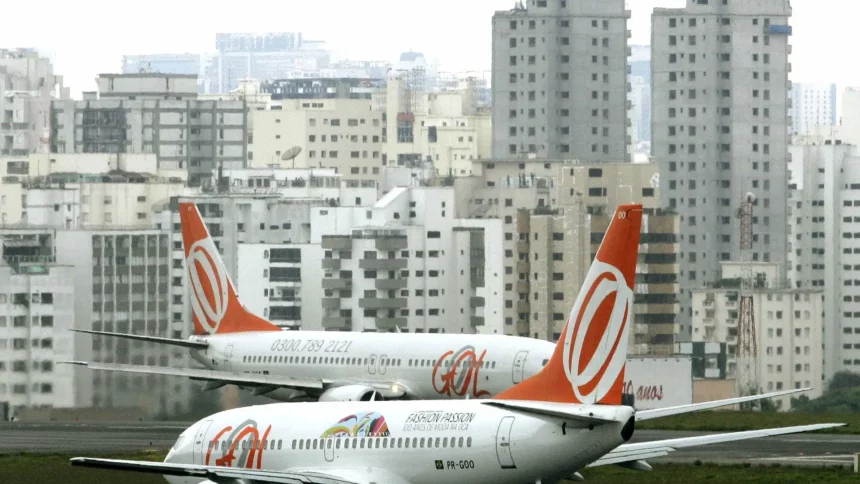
[736,192,759,404]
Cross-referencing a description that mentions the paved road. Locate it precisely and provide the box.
[0,423,857,467]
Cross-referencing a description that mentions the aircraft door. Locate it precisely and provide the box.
[367,354,378,375]
[378,354,389,375]
[495,416,517,469]
[192,419,214,465]
[223,345,234,372]
[512,351,528,384]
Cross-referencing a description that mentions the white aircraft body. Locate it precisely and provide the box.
[71,204,844,484]
[67,201,556,402]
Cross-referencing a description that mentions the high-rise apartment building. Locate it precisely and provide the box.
[464,159,679,351]
[491,1,631,162]
[791,83,837,135]
[0,49,69,156]
[652,0,793,336]
[788,140,860,381]
[51,74,248,188]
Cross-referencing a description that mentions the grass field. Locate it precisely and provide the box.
[0,452,852,484]
[638,411,860,434]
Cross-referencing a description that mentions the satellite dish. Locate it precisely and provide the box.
[281,146,302,162]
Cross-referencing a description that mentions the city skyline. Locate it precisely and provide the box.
[0,0,851,97]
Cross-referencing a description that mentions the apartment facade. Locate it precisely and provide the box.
[249,99,383,189]
[381,76,491,177]
[0,234,77,414]
[787,140,860,381]
[50,74,248,188]
[691,263,823,410]
[491,1,631,162]
[464,159,678,350]
[652,0,793,335]
[791,83,837,136]
[0,49,69,157]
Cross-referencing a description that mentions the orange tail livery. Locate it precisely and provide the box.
[495,204,642,406]
[180,202,281,336]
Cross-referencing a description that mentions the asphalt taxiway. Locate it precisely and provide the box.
[0,423,857,467]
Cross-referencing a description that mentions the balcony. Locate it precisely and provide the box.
[359,298,408,309]
[321,236,351,250]
[322,317,352,330]
[376,317,407,331]
[516,280,530,293]
[470,316,485,327]
[359,259,408,271]
[322,298,340,309]
[374,237,408,251]
[321,258,341,270]
[516,260,529,274]
[470,297,485,308]
[375,279,407,290]
[516,241,529,253]
[516,300,530,313]
[269,295,301,304]
[322,279,352,290]
[516,320,530,335]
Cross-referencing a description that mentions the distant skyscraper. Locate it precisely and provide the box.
[491,1,631,162]
[652,0,793,337]
[791,83,837,135]
[629,45,652,146]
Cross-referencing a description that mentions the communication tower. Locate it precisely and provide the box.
[736,192,759,401]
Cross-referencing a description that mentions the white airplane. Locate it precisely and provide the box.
[71,204,843,484]
[66,201,557,402]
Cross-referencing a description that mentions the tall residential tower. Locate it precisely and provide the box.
[652,0,793,337]
[492,0,631,162]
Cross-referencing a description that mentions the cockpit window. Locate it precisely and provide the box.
[173,435,185,450]
[542,359,549,367]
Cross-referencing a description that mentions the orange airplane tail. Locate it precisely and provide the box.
[179,202,281,336]
[494,204,642,406]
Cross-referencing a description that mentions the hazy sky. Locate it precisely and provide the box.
[0,0,852,96]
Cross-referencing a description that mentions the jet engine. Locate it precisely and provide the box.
[621,416,635,442]
[318,385,385,402]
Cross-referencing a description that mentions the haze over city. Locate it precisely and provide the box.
[0,0,854,96]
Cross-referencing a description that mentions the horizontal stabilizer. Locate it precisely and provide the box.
[70,329,208,350]
[637,388,810,421]
[588,423,845,468]
[482,400,619,426]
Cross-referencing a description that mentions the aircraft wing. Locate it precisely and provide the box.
[481,400,619,426]
[70,458,368,484]
[61,361,327,392]
[636,388,809,421]
[61,361,408,399]
[70,329,209,350]
[587,423,845,468]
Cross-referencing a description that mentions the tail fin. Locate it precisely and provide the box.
[495,204,642,406]
[180,202,281,336]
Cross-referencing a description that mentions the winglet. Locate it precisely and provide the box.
[180,202,281,335]
[494,204,642,405]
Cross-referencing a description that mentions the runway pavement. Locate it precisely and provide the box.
[0,423,857,467]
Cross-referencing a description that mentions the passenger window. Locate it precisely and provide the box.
[360,438,366,448]
[405,438,410,448]
[375,439,381,448]
[467,437,472,447]
[278,440,282,450]
[434,437,440,448]
[292,440,297,449]
[336,439,341,449]
[326,439,333,449]
[458,437,464,447]
[442,437,448,447]
[382,439,388,449]
[299,440,304,450]
[420,437,425,447]
[313,440,318,450]
[412,437,418,448]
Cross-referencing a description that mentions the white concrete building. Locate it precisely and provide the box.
[791,82,837,136]
[0,243,77,414]
[312,186,503,334]
[491,1,632,162]
[691,263,823,410]
[248,99,383,189]
[787,139,860,381]
[0,48,69,156]
[652,0,793,336]
[0,154,189,228]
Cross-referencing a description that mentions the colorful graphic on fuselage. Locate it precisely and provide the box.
[205,419,272,469]
[432,345,491,398]
[320,412,390,438]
